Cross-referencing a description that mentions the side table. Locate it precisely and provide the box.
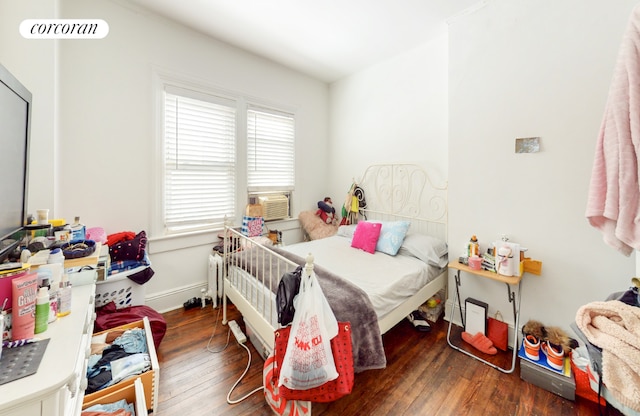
[446,260,524,373]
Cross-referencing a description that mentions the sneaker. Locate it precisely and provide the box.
[407,310,431,332]
[524,334,540,361]
[542,341,564,371]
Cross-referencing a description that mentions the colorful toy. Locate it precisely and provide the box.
[316,197,337,225]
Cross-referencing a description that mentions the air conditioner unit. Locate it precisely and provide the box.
[259,194,289,221]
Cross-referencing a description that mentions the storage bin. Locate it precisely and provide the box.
[520,357,575,401]
[95,274,145,309]
[83,317,159,413]
[82,377,147,416]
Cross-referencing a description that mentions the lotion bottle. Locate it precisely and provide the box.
[35,286,49,334]
[57,274,72,317]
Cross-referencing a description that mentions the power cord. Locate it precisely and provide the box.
[226,340,264,404]
[226,320,264,404]
[204,308,264,404]
[206,306,230,353]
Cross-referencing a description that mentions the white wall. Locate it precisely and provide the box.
[448,0,637,332]
[0,0,58,215]
[328,34,450,199]
[3,0,330,311]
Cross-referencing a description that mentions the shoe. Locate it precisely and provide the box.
[462,331,497,355]
[523,334,540,361]
[183,297,200,310]
[542,341,564,371]
[407,310,431,332]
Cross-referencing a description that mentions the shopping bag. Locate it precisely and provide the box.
[278,271,339,390]
[487,311,509,351]
[241,216,264,237]
[274,322,354,403]
[263,353,311,415]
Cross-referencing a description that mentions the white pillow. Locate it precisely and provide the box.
[397,233,448,268]
[337,224,357,239]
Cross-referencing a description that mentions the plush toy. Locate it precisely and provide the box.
[316,197,337,225]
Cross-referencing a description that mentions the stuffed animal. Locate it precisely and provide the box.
[316,197,337,225]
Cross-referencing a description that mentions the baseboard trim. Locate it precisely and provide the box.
[145,282,208,313]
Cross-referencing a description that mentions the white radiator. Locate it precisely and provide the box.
[207,253,223,307]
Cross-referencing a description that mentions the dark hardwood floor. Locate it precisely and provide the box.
[155,304,617,416]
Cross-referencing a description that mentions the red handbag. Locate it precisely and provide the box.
[273,322,354,403]
[487,311,509,352]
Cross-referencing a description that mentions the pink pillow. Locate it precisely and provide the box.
[351,221,382,254]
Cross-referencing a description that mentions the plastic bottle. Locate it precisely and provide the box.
[48,248,65,267]
[57,274,72,317]
[468,235,479,257]
[70,216,86,241]
[48,284,58,323]
[35,286,49,334]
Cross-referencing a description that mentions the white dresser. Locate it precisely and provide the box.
[0,281,96,416]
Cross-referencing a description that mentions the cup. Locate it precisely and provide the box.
[36,209,49,225]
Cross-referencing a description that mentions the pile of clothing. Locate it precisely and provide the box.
[86,327,151,395]
[107,231,154,285]
[81,398,136,416]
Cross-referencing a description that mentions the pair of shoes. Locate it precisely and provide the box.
[407,310,431,332]
[183,297,200,310]
[462,331,497,355]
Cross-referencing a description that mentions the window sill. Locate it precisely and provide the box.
[147,229,219,254]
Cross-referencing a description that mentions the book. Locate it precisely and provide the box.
[518,340,571,377]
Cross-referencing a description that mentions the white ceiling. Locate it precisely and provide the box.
[127,0,482,83]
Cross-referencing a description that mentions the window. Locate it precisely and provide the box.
[247,106,295,192]
[156,74,296,237]
[163,86,236,233]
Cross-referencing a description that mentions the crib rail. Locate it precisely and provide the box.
[222,227,298,349]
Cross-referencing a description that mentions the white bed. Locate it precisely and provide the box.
[222,163,448,369]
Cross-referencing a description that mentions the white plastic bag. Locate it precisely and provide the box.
[278,271,339,390]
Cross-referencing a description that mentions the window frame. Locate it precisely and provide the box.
[152,69,296,241]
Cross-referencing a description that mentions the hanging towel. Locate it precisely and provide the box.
[586,5,640,256]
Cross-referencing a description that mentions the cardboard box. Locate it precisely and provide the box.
[520,358,575,400]
[83,317,159,413]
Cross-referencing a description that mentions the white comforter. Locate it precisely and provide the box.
[283,235,438,319]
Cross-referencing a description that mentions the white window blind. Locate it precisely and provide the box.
[164,89,236,232]
[247,106,295,192]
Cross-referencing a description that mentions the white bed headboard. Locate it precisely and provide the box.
[358,163,448,241]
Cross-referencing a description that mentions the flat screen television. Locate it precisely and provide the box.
[0,63,31,263]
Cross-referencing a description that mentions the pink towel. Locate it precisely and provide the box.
[586,5,640,256]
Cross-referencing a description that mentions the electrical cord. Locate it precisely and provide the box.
[206,306,230,353]
[226,340,264,404]
[205,306,264,403]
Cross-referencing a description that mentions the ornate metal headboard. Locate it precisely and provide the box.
[358,164,448,240]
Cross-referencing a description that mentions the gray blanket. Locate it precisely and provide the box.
[230,246,387,372]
